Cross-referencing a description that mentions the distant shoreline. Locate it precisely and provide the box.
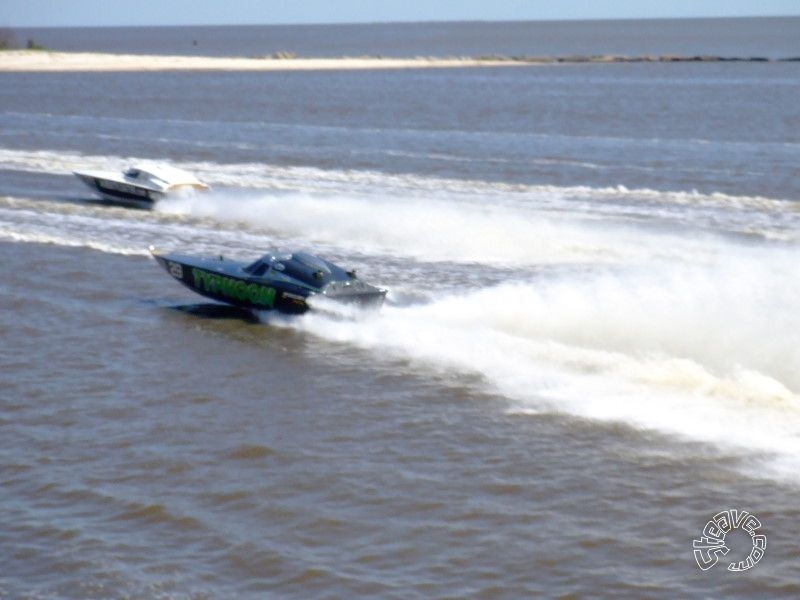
[0,51,516,71]
[1,50,798,72]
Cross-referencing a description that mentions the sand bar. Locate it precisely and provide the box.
[3,50,795,72]
[0,50,523,72]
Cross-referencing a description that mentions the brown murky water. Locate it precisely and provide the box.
[2,240,799,598]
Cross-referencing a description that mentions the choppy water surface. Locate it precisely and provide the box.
[1,19,800,599]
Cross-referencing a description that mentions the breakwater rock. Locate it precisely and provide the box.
[475,54,800,64]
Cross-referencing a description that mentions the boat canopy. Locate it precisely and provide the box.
[123,164,208,189]
[244,251,351,287]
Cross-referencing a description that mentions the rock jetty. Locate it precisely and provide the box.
[476,54,799,63]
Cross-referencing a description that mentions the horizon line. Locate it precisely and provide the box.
[7,14,800,29]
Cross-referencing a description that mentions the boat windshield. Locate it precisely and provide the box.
[243,260,268,276]
[124,168,141,179]
[243,253,289,277]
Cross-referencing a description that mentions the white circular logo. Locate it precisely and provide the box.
[693,510,766,571]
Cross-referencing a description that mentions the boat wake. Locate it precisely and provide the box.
[2,148,800,483]
[278,253,800,484]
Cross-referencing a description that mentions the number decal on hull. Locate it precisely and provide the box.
[167,261,183,279]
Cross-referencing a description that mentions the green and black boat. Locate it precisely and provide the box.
[151,247,386,314]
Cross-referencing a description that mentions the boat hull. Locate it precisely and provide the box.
[75,173,161,206]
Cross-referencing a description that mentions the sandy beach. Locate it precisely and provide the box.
[0,50,523,72]
[2,50,793,72]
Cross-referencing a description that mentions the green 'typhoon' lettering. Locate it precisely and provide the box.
[192,268,276,307]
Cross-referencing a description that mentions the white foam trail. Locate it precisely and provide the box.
[0,229,147,256]
[280,245,800,482]
[159,189,638,264]
[2,146,797,243]
[158,188,763,269]
[0,201,148,256]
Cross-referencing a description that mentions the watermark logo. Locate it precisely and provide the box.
[693,510,766,571]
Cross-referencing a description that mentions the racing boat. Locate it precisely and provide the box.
[151,247,387,314]
[74,164,209,205]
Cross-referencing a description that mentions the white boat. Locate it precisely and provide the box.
[73,164,209,205]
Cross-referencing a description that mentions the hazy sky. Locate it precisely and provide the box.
[2,0,799,27]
